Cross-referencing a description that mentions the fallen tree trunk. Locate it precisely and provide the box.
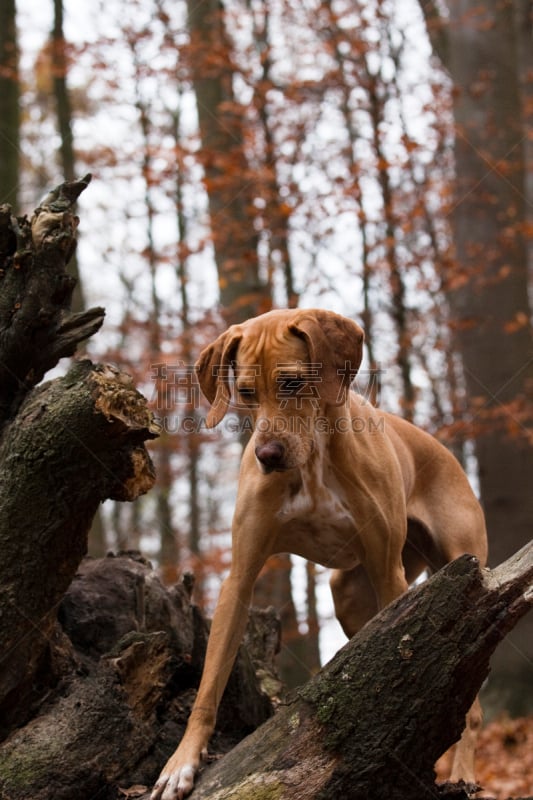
[185,543,533,800]
[0,546,530,800]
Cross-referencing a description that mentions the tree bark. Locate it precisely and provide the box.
[0,360,159,732]
[184,0,272,324]
[0,0,19,210]
[0,173,99,423]
[51,0,85,315]
[0,554,278,800]
[187,544,533,800]
[0,175,160,734]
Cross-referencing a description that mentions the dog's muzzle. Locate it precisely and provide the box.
[255,441,286,473]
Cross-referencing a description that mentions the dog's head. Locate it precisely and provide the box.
[195,308,364,471]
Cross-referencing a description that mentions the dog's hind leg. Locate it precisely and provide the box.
[449,695,483,785]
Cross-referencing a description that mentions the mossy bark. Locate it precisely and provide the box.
[187,545,533,800]
[0,361,159,734]
[0,555,277,800]
[0,177,159,735]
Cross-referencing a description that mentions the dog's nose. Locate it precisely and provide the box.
[255,441,286,472]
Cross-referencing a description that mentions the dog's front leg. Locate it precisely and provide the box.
[151,569,259,800]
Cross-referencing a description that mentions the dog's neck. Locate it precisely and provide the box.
[275,425,345,521]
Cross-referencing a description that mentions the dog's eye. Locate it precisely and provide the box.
[238,386,256,400]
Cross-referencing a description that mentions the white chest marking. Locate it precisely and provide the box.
[276,452,352,528]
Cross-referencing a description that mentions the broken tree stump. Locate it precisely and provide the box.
[185,543,533,800]
[0,554,278,800]
[0,176,160,736]
[0,359,160,736]
[0,173,102,422]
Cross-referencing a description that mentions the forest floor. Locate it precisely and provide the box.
[436,716,533,798]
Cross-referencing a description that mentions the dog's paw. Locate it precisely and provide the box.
[150,764,196,800]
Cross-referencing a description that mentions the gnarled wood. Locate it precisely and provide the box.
[0,177,159,737]
[0,174,103,423]
[0,360,159,735]
[0,555,277,800]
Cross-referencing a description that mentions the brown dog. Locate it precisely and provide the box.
[151,308,487,799]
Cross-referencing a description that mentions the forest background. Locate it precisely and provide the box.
[1,0,532,719]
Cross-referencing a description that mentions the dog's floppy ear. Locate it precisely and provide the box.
[195,327,242,427]
[289,309,364,405]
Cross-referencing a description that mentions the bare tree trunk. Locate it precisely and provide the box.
[368,76,416,421]
[251,3,298,309]
[305,560,321,673]
[420,0,533,717]
[325,4,376,371]
[184,0,271,325]
[51,0,84,314]
[173,99,203,582]
[514,0,533,276]
[254,554,316,689]
[0,0,19,210]
[129,56,179,575]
